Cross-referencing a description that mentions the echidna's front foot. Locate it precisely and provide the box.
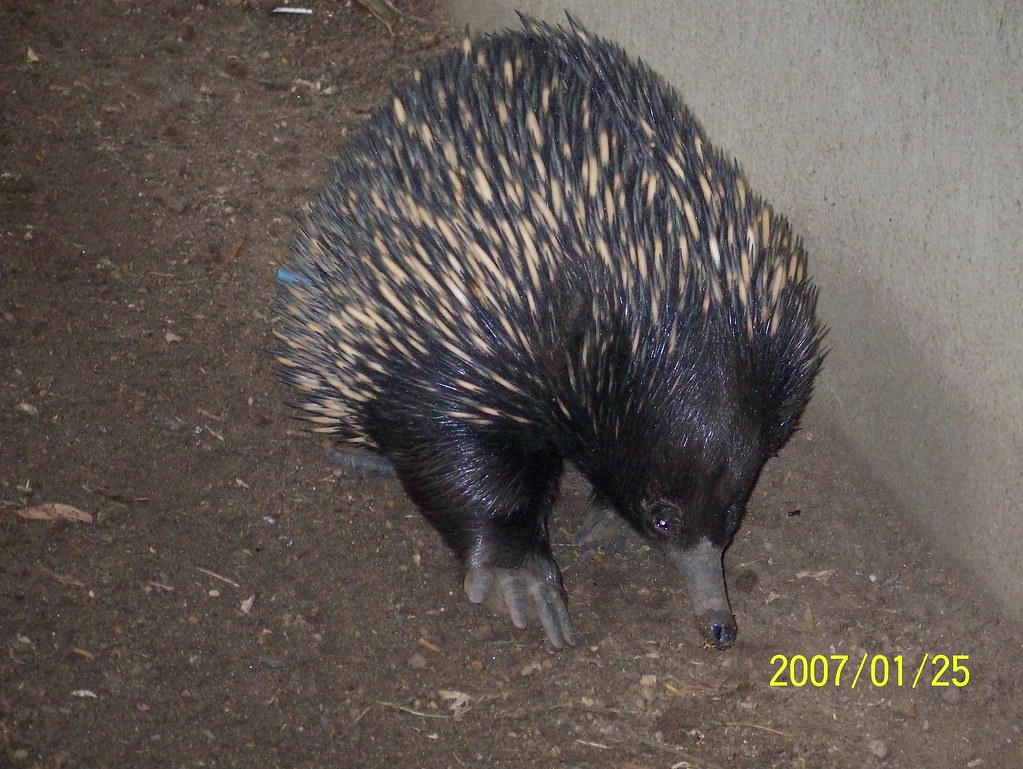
[574,506,634,554]
[464,562,576,649]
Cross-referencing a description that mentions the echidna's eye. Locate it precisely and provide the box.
[646,501,677,536]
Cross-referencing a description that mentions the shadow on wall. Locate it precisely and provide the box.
[811,266,1013,609]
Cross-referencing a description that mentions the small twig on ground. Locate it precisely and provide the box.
[637,737,723,769]
[354,0,431,35]
[82,483,149,503]
[37,565,85,587]
[197,567,240,588]
[375,701,451,719]
[712,721,793,738]
[418,637,442,654]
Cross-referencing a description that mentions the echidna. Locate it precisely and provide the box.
[274,14,825,650]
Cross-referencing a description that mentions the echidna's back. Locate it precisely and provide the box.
[274,15,823,456]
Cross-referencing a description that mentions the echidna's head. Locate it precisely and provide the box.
[646,429,765,648]
[634,435,763,650]
[587,345,776,649]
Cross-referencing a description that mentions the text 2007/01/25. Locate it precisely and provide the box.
[769,653,970,688]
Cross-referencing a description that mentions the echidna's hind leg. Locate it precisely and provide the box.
[383,432,574,648]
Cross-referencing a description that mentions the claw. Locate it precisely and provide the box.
[497,571,530,629]
[529,579,575,648]
[463,564,576,648]
[464,567,493,604]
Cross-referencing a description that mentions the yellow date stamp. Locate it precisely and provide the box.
[769,653,970,688]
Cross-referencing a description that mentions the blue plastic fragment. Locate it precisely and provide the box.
[276,267,310,286]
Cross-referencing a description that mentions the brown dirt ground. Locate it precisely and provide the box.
[2,2,1021,768]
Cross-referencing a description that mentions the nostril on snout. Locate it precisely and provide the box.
[707,618,737,649]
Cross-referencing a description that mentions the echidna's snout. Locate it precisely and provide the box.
[671,539,737,650]
[701,610,738,650]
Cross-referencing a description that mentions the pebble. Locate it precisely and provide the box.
[154,188,189,214]
[15,402,39,417]
[520,661,542,677]
[639,674,657,703]
[734,568,760,593]
[470,621,496,642]
[408,652,427,670]
[865,738,889,759]
[940,686,963,705]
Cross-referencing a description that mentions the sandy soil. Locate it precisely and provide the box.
[2,2,1021,768]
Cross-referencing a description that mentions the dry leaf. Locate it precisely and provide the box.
[437,689,472,719]
[355,0,398,35]
[223,236,245,263]
[17,503,93,523]
[16,402,40,417]
[800,605,816,633]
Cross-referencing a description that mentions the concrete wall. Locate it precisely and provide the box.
[448,1,1023,613]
